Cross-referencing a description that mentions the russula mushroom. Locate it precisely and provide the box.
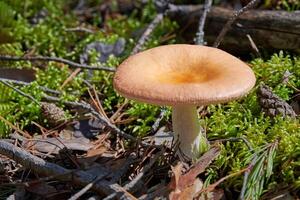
[113,44,256,159]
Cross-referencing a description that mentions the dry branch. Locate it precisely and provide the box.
[0,78,61,95]
[43,95,137,141]
[0,55,115,72]
[194,0,213,45]
[167,4,300,55]
[131,13,164,55]
[0,140,128,197]
[103,149,165,200]
[213,0,260,47]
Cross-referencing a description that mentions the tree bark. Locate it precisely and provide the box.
[167,4,300,55]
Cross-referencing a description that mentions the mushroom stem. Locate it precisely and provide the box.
[172,105,210,159]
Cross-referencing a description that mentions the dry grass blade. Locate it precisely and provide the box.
[198,168,248,196]
[0,115,32,138]
[60,68,81,90]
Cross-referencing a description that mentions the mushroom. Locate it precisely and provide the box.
[113,44,256,159]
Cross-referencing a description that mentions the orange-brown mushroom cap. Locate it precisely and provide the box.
[113,44,256,106]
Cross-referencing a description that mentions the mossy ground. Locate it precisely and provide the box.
[0,0,299,199]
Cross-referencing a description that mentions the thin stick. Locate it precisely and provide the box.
[151,107,167,134]
[0,78,61,95]
[194,0,213,45]
[211,136,256,200]
[43,95,137,141]
[213,0,260,47]
[0,55,116,72]
[68,175,106,200]
[0,115,32,138]
[131,13,164,55]
[246,34,260,57]
[60,68,81,90]
[0,140,127,196]
[103,149,165,200]
[197,168,248,196]
[0,80,40,105]
[65,27,95,34]
[92,86,109,120]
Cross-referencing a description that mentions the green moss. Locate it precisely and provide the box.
[204,53,300,196]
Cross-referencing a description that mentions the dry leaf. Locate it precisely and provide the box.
[23,137,93,154]
[170,178,203,200]
[169,146,221,200]
[86,146,107,158]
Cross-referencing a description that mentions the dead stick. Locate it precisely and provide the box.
[0,78,61,95]
[131,13,164,55]
[0,80,40,105]
[213,0,260,47]
[103,149,165,200]
[197,168,248,196]
[0,140,127,196]
[0,55,115,72]
[150,107,167,134]
[194,0,213,45]
[68,175,107,200]
[43,94,137,141]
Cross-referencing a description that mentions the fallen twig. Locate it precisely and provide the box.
[0,80,40,105]
[103,149,165,200]
[68,175,107,200]
[151,107,167,134]
[43,95,138,141]
[246,34,260,57]
[194,0,213,45]
[0,78,61,95]
[0,140,129,196]
[131,13,164,55]
[0,79,146,145]
[213,0,260,47]
[0,55,115,72]
[197,167,248,196]
[0,115,32,139]
[210,137,256,200]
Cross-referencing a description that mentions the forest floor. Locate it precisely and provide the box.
[0,0,299,199]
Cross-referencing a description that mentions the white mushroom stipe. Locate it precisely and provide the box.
[172,105,209,158]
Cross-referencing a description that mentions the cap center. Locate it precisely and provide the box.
[157,67,218,84]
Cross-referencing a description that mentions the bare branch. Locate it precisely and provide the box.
[0,77,61,95]
[151,107,167,134]
[0,55,116,72]
[0,80,40,105]
[68,175,106,200]
[131,13,164,55]
[0,140,124,196]
[213,0,260,47]
[103,149,165,200]
[43,95,138,141]
[194,0,213,45]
